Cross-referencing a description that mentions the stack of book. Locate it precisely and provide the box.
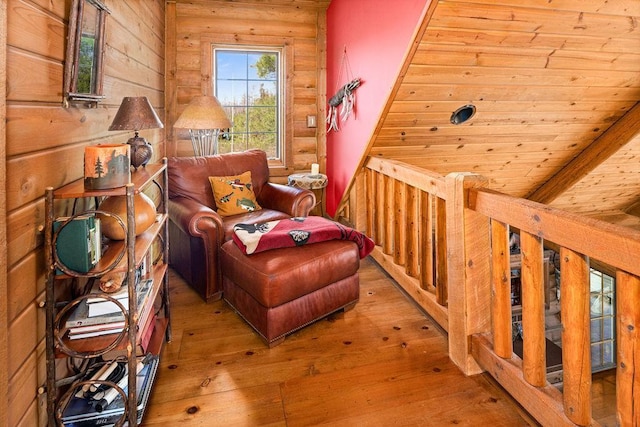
[65,278,154,340]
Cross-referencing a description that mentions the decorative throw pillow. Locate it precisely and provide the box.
[209,171,262,217]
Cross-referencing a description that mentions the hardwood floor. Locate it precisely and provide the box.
[143,258,538,426]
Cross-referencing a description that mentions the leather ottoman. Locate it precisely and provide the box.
[220,239,360,347]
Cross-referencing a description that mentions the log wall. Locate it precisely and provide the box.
[4,1,165,425]
[166,0,328,181]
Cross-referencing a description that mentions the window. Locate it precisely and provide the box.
[214,48,282,160]
[202,35,293,171]
[589,269,615,372]
[64,0,110,105]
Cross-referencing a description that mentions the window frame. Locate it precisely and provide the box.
[202,35,293,172]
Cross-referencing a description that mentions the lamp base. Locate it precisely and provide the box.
[127,135,153,170]
[189,129,220,156]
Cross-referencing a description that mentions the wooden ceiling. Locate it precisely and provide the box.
[366,0,640,227]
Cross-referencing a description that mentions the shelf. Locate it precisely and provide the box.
[53,163,165,199]
[54,214,168,279]
[44,159,170,427]
[55,264,168,358]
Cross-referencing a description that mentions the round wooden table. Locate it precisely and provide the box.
[288,173,328,216]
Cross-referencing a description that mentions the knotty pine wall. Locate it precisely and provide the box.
[4,1,165,425]
[166,0,329,183]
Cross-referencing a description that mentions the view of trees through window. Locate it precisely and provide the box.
[214,49,280,158]
[77,36,97,93]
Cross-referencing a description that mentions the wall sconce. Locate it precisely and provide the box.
[108,96,164,169]
[173,95,232,156]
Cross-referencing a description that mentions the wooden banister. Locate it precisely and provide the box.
[349,157,636,426]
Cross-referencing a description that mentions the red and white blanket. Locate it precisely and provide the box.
[232,216,375,259]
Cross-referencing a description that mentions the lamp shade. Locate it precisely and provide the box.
[174,95,231,130]
[108,97,164,131]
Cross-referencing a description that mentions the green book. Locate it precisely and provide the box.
[54,214,97,274]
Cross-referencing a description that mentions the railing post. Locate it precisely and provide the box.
[435,197,448,305]
[560,247,592,425]
[616,270,640,427]
[419,192,434,290]
[490,219,512,358]
[521,231,547,387]
[446,173,491,375]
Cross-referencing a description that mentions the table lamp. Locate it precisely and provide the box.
[108,96,164,169]
[173,95,232,156]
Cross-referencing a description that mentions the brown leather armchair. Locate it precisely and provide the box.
[167,150,316,302]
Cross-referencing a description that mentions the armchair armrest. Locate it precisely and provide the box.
[168,197,225,244]
[259,183,316,217]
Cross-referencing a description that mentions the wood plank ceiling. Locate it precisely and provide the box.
[367,0,640,227]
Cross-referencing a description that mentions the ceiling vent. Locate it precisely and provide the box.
[450,104,476,125]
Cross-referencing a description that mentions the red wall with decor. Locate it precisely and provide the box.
[325,0,428,217]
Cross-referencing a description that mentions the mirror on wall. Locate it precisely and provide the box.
[64,0,110,106]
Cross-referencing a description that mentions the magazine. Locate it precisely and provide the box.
[61,355,159,426]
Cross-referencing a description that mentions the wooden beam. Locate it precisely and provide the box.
[527,102,640,204]
[446,173,491,375]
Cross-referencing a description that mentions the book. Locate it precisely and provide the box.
[67,325,125,340]
[64,279,153,336]
[61,355,159,427]
[54,214,100,274]
[100,315,159,361]
[65,298,126,329]
[88,279,152,318]
[67,320,126,335]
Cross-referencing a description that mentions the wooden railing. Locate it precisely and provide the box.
[354,156,450,330]
[350,157,639,427]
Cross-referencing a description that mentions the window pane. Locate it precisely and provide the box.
[591,344,602,366]
[603,293,613,315]
[216,51,247,79]
[603,275,614,293]
[217,80,247,106]
[603,317,614,340]
[228,106,248,133]
[602,341,614,365]
[248,106,276,132]
[591,319,602,341]
[248,81,277,106]
[249,52,277,80]
[222,132,249,153]
[249,133,277,158]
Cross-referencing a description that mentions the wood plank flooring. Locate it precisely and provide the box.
[142,258,538,426]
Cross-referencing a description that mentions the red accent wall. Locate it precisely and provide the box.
[325,0,427,216]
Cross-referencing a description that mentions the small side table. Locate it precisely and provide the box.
[288,173,328,216]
